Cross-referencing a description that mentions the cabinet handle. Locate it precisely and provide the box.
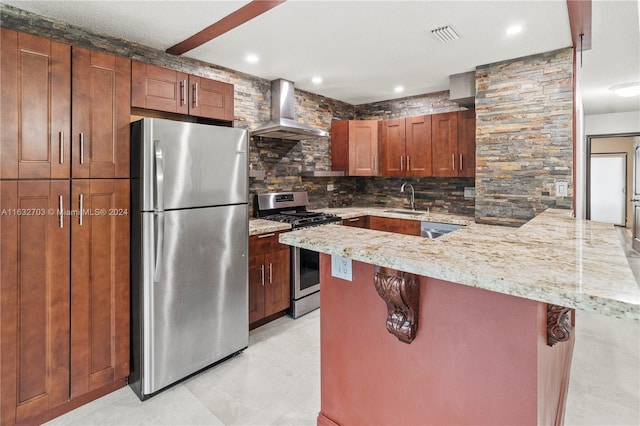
[452,154,455,171]
[80,132,84,165]
[348,218,360,222]
[269,263,273,284]
[193,82,198,107]
[373,156,377,173]
[407,156,410,170]
[400,156,404,171]
[260,264,265,286]
[459,154,463,171]
[59,131,64,164]
[180,80,187,106]
[58,195,64,228]
[79,193,84,226]
[257,232,275,239]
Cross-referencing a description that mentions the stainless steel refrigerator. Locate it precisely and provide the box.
[129,118,249,400]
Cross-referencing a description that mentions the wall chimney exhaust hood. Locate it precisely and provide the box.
[251,79,329,141]
[449,71,476,107]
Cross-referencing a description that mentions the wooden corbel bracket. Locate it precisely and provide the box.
[547,304,574,346]
[374,267,420,343]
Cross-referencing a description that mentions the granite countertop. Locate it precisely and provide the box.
[279,208,640,320]
[249,219,291,236]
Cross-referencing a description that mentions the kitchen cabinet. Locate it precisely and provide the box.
[249,231,291,326]
[1,29,70,179]
[0,180,130,425]
[1,181,71,425]
[331,120,378,176]
[72,48,130,178]
[70,179,130,399]
[131,61,234,121]
[432,110,475,177]
[457,109,476,178]
[368,216,421,236]
[342,216,370,228]
[379,116,432,177]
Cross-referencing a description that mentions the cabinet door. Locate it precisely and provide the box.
[72,48,130,178]
[349,121,379,176]
[457,109,476,178]
[1,29,70,179]
[189,75,234,121]
[264,249,291,316]
[406,115,433,177]
[1,181,70,426]
[432,112,459,177]
[248,254,265,324]
[379,118,406,176]
[70,179,129,398]
[131,61,188,114]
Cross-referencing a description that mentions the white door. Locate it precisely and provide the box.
[632,138,640,251]
[590,153,626,226]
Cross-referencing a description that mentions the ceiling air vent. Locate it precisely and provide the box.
[431,25,461,43]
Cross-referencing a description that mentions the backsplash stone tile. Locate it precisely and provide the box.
[475,48,574,226]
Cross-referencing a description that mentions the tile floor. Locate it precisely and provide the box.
[44,231,640,426]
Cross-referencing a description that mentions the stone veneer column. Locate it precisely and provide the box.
[475,48,574,226]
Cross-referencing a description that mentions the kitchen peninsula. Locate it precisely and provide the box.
[279,209,640,425]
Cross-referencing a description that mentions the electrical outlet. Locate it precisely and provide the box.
[556,182,568,197]
[464,187,476,198]
[331,255,352,281]
[327,184,334,191]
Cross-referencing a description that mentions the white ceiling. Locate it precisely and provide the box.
[4,0,639,115]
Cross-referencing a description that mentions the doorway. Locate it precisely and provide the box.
[586,134,638,228]
[590,153,626,225]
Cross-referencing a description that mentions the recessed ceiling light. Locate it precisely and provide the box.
[312,76,322,84]
[506,25,523,35]
[245,54,259,64]
[610,82,640,97]
[394,86,404,93]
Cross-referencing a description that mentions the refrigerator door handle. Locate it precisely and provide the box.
[153,141,165,282]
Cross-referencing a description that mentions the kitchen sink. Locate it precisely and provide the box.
[420,221,463,239]
[384,209,427,216]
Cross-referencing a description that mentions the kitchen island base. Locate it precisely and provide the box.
[318,254,575,425]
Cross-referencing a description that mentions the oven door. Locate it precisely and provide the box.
[292,247,320,299]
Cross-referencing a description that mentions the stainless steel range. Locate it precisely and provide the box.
[255,192,341,318]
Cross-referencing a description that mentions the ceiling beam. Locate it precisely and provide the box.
[566,0,592,50]
[166,0,286,56]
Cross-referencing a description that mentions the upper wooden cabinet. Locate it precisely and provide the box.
[379,116,432,177]
[1,29,71,179]
[72,48,131,178]
[331,120,378,176]
[432,110,476,177]
[131,61,234,121]
[457,109,476,178]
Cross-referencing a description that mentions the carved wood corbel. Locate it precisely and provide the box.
[374,267,420,343]
[547,304,574,346]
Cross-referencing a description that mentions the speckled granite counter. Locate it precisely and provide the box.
[249,219,290,236]
[280,208,640,320]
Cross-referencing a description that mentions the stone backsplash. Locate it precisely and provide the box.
[475,48,574,226]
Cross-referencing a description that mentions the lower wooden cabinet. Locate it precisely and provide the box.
[0,179,129,425]
[249,231,291,326]
[342,216,369,228]
[368,216,421,236]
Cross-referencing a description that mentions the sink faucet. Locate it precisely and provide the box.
[400,183,415,210]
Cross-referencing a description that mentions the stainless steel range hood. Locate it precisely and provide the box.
[251,79,329,141]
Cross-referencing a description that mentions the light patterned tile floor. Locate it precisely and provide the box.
[45,232,640,425]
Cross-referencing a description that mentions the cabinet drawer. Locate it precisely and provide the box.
[249,231,289,255]
[342,216,369,228]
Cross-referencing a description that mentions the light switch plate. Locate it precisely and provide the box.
[556,182,568,197]
[327,184,335,191]
[464,187,476,198]
[331,255,352,281]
